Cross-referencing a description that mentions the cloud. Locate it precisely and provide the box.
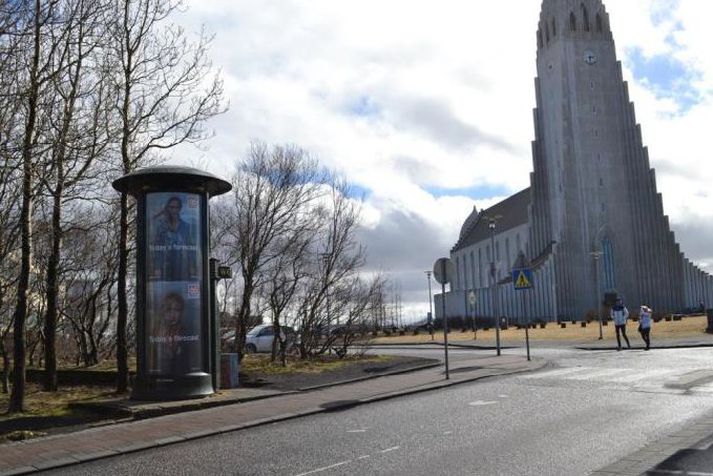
[171,0,713,321]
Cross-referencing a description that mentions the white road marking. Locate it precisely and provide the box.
[566,368,630,380]
[357,455,371,460]
[294,461,351,476]
[498,394,509,398]
[443,431,452,435]
[521,366,592,379]
[468,400,498,406]
[648,469,713,476]
[346,429,368,433]
[606,368,678,383]
[380,446,400,453]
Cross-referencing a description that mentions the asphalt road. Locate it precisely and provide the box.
[47,346,713,476]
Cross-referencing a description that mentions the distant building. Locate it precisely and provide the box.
[437,0,713,322]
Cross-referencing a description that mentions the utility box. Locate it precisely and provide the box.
[220,353,239,389]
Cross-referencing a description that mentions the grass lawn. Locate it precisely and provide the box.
[372,314,712,345]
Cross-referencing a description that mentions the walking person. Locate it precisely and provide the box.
[638,305,653,350]
[611,298,630,350]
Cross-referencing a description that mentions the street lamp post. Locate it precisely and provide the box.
[488,217,501,356]
[591,250,603,340]
[321,253,331,353]
[425,270,434,340]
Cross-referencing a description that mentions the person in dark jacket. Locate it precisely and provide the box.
[638,305,652,350]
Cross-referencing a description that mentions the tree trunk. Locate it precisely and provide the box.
[9,155,32,413]
[235,280,253,362]
[43,191,62,391]
[1,340,9,394]
[116,194,129,392]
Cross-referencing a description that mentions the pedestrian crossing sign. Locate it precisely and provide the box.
[512,268,533,290]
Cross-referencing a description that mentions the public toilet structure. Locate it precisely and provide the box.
[113,166,231,400]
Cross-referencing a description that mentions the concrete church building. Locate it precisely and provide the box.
[436,0,713,323]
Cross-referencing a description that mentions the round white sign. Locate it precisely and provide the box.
[433,258,455,285]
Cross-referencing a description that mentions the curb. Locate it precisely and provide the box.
[297,361,442,391]
[576,342,713,351]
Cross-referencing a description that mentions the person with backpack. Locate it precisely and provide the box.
[611,298,630,350]
[638,305,653,350]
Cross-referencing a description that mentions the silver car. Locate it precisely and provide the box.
[244,324,297,353]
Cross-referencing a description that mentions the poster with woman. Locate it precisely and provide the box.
[146,192,202,282]
[145,192,204,376]
[146,281,202,375]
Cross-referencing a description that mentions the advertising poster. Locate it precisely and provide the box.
[145,192,203,376]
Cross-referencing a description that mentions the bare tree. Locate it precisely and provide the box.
[297,179,367,358]
[262,232,314,365]
[215,143,325,361]
[39,0,112,391]
[104,0,224,392]
[7,0,71,414]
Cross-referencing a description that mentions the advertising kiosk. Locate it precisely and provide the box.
[113,166,231,400]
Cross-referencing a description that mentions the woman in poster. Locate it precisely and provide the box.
[149,195,197,281]
[148,292,199,375]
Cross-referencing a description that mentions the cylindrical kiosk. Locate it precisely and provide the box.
[113,166,231,400]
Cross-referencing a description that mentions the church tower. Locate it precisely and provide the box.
[440,0,713,324]
[529,0,687,316]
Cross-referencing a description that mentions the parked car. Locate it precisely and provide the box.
[222,324,298,353]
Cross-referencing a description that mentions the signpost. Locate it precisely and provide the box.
[512,251,533,361]
[433,257,454,379]
[468,290,477,339]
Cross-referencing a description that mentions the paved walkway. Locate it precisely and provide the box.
[0,354,542,475]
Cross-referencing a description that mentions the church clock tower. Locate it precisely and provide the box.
[528,0,685,316]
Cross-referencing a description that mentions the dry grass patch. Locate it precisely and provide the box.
[240,354,394,375]
[0,383,117,421]
[373,314,712,345]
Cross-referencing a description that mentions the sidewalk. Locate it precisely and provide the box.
[0,354,543,475]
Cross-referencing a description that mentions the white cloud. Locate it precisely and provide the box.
[171,0,713,320]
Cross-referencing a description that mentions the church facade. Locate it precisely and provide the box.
[436,0,713,322]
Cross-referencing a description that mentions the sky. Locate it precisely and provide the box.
[171,0,713,323]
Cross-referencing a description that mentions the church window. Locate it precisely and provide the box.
[506,237,511,271]
[581,4,590,31]
[538,30,543,49]
[594,129,599,137]
[470,252,476,290]
[545,24,550,42]
[552,18,556,36]
[592,105,597,113]
[590,80,595,90]
[478,248,483,287]
[456,256,461,290]
[516,233,521,252]
[496,241,500,261]
[487,245,491,262]
[596,14,603,32]
[570,12,577,31]
[602,238,616,289]
[599,178,604,187]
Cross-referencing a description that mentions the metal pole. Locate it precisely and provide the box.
[440,262,450,380]
[523,289,530,361]
[426,270,434,340]
[489,220,501,356]
[596,254,603,340]
[472,294,477,340]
